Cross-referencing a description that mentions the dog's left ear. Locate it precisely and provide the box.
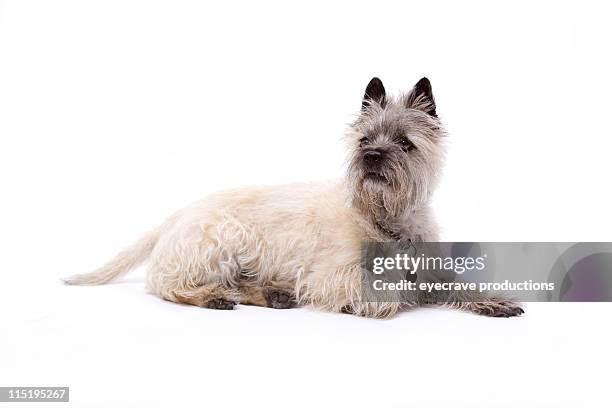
[362,77,386,110]
[405,77,437,117]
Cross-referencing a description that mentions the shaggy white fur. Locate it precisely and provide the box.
[64,182,437,318]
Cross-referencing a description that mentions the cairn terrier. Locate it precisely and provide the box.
[64,77,524,318]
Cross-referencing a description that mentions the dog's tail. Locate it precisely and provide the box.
[62,228,160,285]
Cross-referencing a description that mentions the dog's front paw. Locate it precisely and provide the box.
[265,290,295,309]
[206,298,236,310]
[471,299,524,318]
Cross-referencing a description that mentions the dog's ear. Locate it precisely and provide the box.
[405,77,437,117]
[362,77,386,110]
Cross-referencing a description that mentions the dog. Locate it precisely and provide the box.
[64,77,524,318]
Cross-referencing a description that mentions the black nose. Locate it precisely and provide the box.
[364,150,383,165]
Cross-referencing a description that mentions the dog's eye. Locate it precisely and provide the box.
[359,137,370,147]
[397,137,415,152]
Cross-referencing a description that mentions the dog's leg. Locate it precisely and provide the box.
[240,283,295,309]
[172,283,241,310]
[148,215,263,310]
[297,263,403,319]
[420,288,524,317]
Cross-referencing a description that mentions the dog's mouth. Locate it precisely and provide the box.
[364,171,388,183]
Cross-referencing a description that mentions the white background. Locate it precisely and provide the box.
[1,1,611,407]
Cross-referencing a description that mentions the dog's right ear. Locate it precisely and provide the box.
[405,77,437,117]
[362,77,386,110]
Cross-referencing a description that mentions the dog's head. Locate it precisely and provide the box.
[346,77,446,217]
